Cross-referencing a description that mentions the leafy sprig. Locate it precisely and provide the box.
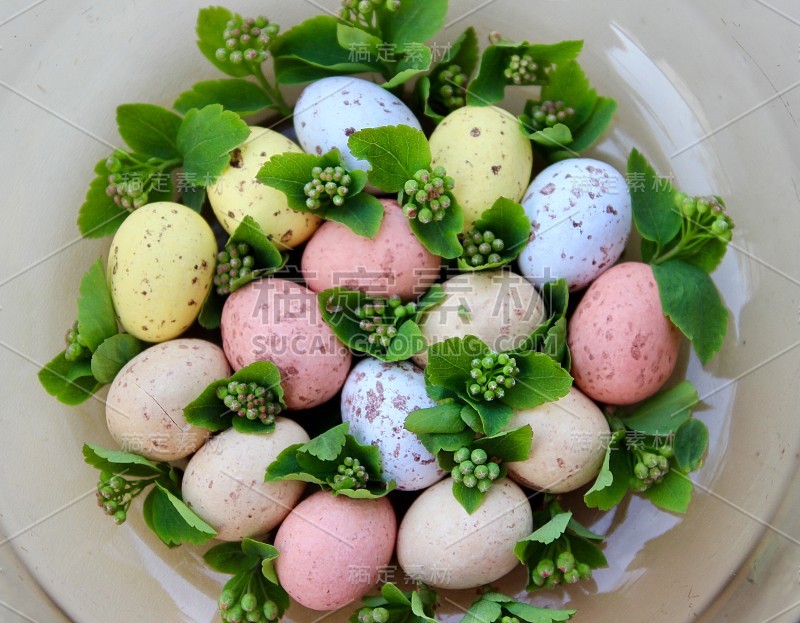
[256,148,384,239]
[627,150,732,363]
[265,423,396,498]
[457,197,529,271]
[83,444,216,546]
[512,279,571,370]
[348,124,463,257]
[460,592,576,623]
[514,500,607,590]
[184,362,286,434]
[38,259,144,404]
[205,539,290,623]
[584,381,708,514]
[351,582,438,623]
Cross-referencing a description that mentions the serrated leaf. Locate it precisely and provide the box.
[550,96,617,160]
[426,335,489,392]
[622,380,698,436]
[77,159,129,238]
[303,422,349,460]
[417,27,479,122]
[405,403,466,434]
[465,397,513,437]
[82,443,165,478]
[90,334,144,384]
[673,418,708,472]
[528,124,573,148]
[196,7,251,78]
[504,602,576,623]
[116,104,183,159]
[628,149,681,245]
[77,258,118,352]
[642,469,694,513]
[241,538,279,561]
[567,534,608,569]
[146,483,217,546]
[460,197,530,271]
[348,125,431,192]
[584,430,629,511]
[408,195,464,259]
[381,582,412,607]
[501,351,573,411]
[411,590,437,623]
[174,79,273,117]
[416,429,476,456]
[324,192,385,239]
[204,542,258,574]
[475,425,532,463]
[382,45,433,90]
[452,480,487,514]
[38,352,101,406]
[461,596,503,623]
[378,0,447,50]
[519,512,571,546]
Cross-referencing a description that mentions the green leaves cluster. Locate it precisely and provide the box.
[513,279,571,370]
[184,362,286,434]
[457,198,530,272]
[38,259,144,405]
[514,500,607,590]
[256,148,384,239]
[78,102,249,238]
[628,150,731,363]
[350,583,437,623]
[584,381,709,514]
[265,423,396,498]
[348,124,463,258]
[317,284,444,362]
[83,444,216,546]
[205,539,290,623]
[460,592,575,623]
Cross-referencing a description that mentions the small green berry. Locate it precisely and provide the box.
[462,473,478,488]
[471,448,488,465]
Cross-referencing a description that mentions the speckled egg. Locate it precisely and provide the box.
[221,278,352,410]
[413,270,545,367]
[294,77,422,173]
[105,339,229,461]
[505,387,609,493]
[274,491,396,610]
[341,358,445,491]
[429,106,532,230]
[209,126,321,249]
[568,262,681,405]
[397,478,533,589]
[108,202,216,342]
[518,158,632,291]
[182,420,310,541]
[302,198,440,300]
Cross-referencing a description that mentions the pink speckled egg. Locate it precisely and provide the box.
[221,278,352,410]
[341,358,445,491]
[301,198,440,300]
[274,491,396,611]
[568,262,681,405]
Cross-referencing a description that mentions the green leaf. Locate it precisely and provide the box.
[38,351,101,406]
[627,149,681,245]
[336,23,383,59]
[405,403,465,434]
[461,595,503,623]
[427,335,488,392]
[584,431,630,510]
[198,289,224,330]
[501,351,573,411]
[417,27,479,122]
[174,79,273,117]
[203,542,258,574]
[475,425,533,462]
[518,512,572,547]
[382,45,433,90]
[452,480,487,514]
[460,404,483,433]
[196,7,251,78]
[146,483,217,546]
[241,538,279,561]
[652,260,728,364]
[416,429,476,456]
[324,192,385,239]
[183,361,285,433]
[116,104,182,160]
[264,444,325,484]
[82,443,165,478]
[226,216,286,291]
[622,380,698,436]
[541,60,597,129]
[177,104,250,186]
[77,159,129,238]
[257,151,328,212]
[348,125,431,192]
[408,196,464,259]
[642,469,694,513]
[567,534,608,569]
[181,184,207,212]
[77,258,118,352]
[550,96,617,160]
[381,582,412,607]
[459,197,530,271]
[467,40,584,107]
[90,334,144,384]
[504,602,576,623]
[673,418,709,472]
[378,0,448,50]
[303,422,349,460]
[465,396,514,437]
[410,590,437,623]
[528,124,573,148]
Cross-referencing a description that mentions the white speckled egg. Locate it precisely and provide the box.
[293,77,422,172]
[518,158,632,291]
[341,358,445,491]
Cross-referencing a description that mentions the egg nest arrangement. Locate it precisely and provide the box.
[39,3,737,623]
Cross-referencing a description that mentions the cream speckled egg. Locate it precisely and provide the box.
[294,77,422,173]
[182,419,310,541]
[397,478,533,589]
[341,358,445,491]
[105,339,229,461]
[108,202,216,342]
[518,158,632,291]
[209,126,321,248]
[275,492,396,610]
[429,106,532,231]
[505,387,609,493]
[568,262,681,405]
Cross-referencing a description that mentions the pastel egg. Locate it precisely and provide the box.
[568,262,682,405]
[274,491,396,610]
[302,198,440,300]
[221,278,352,410]
[518,158,632,291]
[341,358,445,491]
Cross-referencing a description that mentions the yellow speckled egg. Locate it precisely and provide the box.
[429,106,532,231]
[108,202,216,342]
[209,126,321,249]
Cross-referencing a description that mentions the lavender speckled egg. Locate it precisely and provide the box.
[341,358,445,491]
[568,262,682,405]
[294,77,422,173]
[275,491,396,611]
[302,198,440,300]
[518,158,632,291]
[221,278,352,410]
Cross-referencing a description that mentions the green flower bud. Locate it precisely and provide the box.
[418,208,433,224]
[452,466,464,482]
[474,464,489,480]
[536,558,555,578]
[219,589,237,611]
[262,600,279,621]
[483,390,495,401]
[454,447,471,463]
[477,478,491,492]
[634,462,649,480]
[113,509,127,525]
[642,452,658,468]
[563,568,580,584]
[471,448,488,465]
[487,462,500,480]
[556,551,575,573]
[241,593,258,613]
[459,460,475,475]
[462,473,478,488]
[576,562,593,580]
[488,253,502,264]
[682,197,697,217]
[491,239,505,252]
[372,607,390,623]
[659,444,673,458]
